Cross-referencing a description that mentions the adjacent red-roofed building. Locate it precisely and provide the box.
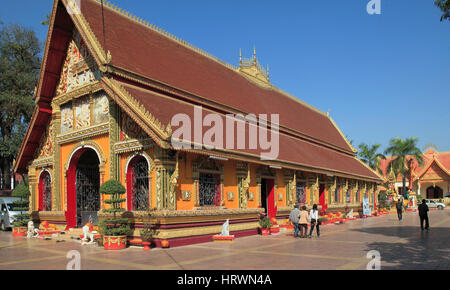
[379,148,450,199]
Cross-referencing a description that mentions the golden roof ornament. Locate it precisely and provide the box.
[388,167,396,183]
[237,47,271,88]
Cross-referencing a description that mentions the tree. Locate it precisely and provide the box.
[41,14,51,26]
[384,137,424,196]
[435,0,450,21]
[0,23,41,189]
[99,180,130,237]
[357,143,385,175]
[11,182,30,227]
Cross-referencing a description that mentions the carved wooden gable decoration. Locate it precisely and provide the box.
[35,125,54,159]
[55,30,101,96]
[422,162,450,181]
[121,111,149,141]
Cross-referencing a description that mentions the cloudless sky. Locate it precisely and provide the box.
[1,0,450,153]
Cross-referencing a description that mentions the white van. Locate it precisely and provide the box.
[0,197,21,231]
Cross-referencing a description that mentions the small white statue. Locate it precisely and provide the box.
[221,219,230,236]
[348,209,353,218]
[27,221,39,239]
[81,223,97,245]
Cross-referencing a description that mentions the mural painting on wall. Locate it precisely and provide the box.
[121,113,148,140]
[93,93,109,124]
[55,30,100,96]
[75,96,91,129]
[61,103,74,133]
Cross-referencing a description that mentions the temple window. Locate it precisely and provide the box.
[127,155,149,211]
[334,184,340,203]
[346,188,351,203]
[39,171,51,211]
[296,182,306,204]
[199,173,221,206]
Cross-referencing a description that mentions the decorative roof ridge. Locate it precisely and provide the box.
[103,77,172,139]
[327,115,357,154]
[353,156,384,182]
[416,154,450,178]
[117,78,356,156]
[93,0,238,72]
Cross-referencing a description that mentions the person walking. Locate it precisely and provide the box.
[396,198,403,221]
[289,204,301,238]
[308,204,320,238]
[298,205,309,238]
[418,199,430,231]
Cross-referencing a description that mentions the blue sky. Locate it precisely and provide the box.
[1,0,449,153]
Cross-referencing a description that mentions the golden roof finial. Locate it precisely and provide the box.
[267,64,269,81]
[253,46,256,64]
[239,48,242,67]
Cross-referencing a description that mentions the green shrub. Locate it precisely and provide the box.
[11,183,30,227]
[259,217,273,229]
[99,180,130,236]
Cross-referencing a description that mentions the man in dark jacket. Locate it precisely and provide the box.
[396,198,403,221]
[418,199,429,230]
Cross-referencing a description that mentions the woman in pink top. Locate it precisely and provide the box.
[298,205,309,238]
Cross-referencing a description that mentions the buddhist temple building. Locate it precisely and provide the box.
[379,147,450,200]
[14,0,382,247]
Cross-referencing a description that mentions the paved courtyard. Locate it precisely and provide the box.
[0,209,448,270]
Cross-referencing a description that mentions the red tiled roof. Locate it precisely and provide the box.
[113,79,380,180]
[80,0,353,153]
[379,149,450,181]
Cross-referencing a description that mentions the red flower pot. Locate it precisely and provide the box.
[161,240,170,248]
[142,242,151,251]
[103,236,127,250]
[260,228,270,236]
[12,227,27,237]
[270,227,280,234]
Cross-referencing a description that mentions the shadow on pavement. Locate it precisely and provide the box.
[351,226,450,269]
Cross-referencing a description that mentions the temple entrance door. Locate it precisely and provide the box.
[66,148,102,229]
[426,186,443,199]
[75,150,100,227]
[261,178,275,219]
[319,184,326,211]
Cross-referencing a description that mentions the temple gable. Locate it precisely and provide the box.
[55,30,101,96]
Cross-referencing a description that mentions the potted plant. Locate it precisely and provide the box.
[99,180,130,250]
[140,225,155,251]
[259,217,273,235]
[11,183,30,237]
